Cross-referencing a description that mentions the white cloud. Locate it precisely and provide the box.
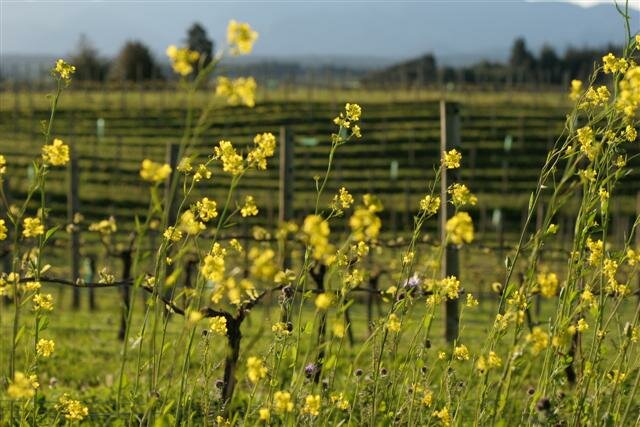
[529,0,640,11]
[572,0,640,10]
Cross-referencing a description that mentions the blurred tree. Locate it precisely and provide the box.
[70,34,108,81]
[509,38,536,83]
[538,44,560,84]
[186,23,214,73]
[109,40,162,82]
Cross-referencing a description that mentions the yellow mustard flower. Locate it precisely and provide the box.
[526,327,549,355]
[303,214,333,261]
[537,272,558,298]
[247,132,276,169]
[33,294,53,311]
[330,392,349,410]
[36,338,55,358]
[166,45,200,76]
[433,406,451,426]
[259,408,270,421]
[302,394,321,416]
[213,140,244,175]
[249,247,276,281]
[386,313,402,333]
[195,197,218,222]
[586,238,604,266]
[42,138,70,166]
[274,390,294,414]
[201,243,226,283]
[89,217,117,235]
[56,394,88,421]
[445,212,474,245]
[209,316,227,336]
[349,207,381,241]
[332,322,345,338]
[0,219,7,240]
[453,344,470,361]
[241,195,259,217]
[163,226,183,242]
[54,59,76,80]
[419,194,440,215]
[178,210,205,235]
[246,356,268,383]
[448,183,477,207]
[332,187,354,210]
[140,159,171,183]
[227,20,258,55]
[315,292,333,310]
[22,217,44,238]
[624,125,637,142]
[569,79,582,100]
[0,154,7,175]
[442,149,462,169]
[216,76,257,107]
[7,372,39,399]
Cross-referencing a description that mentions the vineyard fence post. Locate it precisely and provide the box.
[440,100,461,343]
[68,147,81,309]
[279,126,294,269]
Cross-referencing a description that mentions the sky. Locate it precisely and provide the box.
[1,0,638,64]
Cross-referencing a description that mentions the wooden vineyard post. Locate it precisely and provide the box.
[440,100,461,343]
[68,148,81,309]
[279,126,294,269]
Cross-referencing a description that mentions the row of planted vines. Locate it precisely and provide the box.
[1,15,640,427]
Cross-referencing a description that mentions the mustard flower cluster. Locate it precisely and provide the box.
[7,372,39,399]
[442,149,462,169]
[216,76,257,108]
[42,138,70,166]
[247,132,276,169]
[166,45,200,76]
[246,356,268,383]
[209,316,228,336]
[240,196,259,217]
[227,20,258,55]
[445,212,474,245]
[56,394,89,421]
[53,59,76,81]
[36,338,55,358]
[213,140,244,175]
[448,183,477,207]
[536,272,559,298]
[22,217,44,238]
[140,159,172,183]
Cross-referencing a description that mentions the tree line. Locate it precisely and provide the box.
[361,38,629,88]
[24,25,632,88]
[70,23,213,82]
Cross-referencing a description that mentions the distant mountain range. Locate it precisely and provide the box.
[1,0,638,78]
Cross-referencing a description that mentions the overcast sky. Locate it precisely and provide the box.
[1,1,638,62]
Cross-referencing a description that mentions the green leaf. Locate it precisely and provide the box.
[37,316,49,332]
[324,355,337,370]
[43,226,60,245]
[303,320,313,335]
[15,325,26,345]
